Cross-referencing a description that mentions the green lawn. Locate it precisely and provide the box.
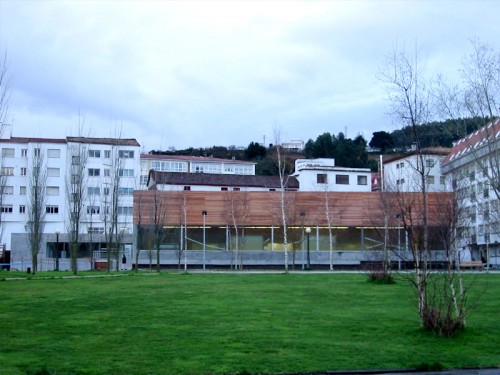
[0,272,498,375]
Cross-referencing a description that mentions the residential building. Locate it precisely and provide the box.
[140,154,256,189]
[442,119,500,265]
[281,140,305,152]
[292,158,372,192]
[383,148,451,193]
[0,135,140,271]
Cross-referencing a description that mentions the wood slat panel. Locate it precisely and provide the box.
[134,191,452,227]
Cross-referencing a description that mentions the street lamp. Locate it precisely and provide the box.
[202,210,207,270]
[305,227,311,269]
[55,229,60,271]
[396,214,401,271]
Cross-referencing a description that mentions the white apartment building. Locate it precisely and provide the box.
[281,140,305,152]
[292,158,372,192]
[0,135,140,271]
[382,148,451,193]
[140,154,256,189]
[442,119,500,266]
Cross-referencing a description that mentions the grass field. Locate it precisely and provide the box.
[0,271,499,375]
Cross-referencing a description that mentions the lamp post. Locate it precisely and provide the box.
[202,210,207,270]
[55,229,60,271]
[305,227,311,269]
[396,214,401,271]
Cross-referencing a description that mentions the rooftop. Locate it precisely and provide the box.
[443,118,500,165]
[148,170,298,190]
[141,153,255,164]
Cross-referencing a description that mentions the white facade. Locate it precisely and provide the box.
[442,119,500,266]
[0,138,68,251]
[292,158,372,192]
[140,154,256,189]
[281,140,305,151]
[383,151,450,193]
[0,136,140,270]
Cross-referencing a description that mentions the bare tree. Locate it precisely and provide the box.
[66,131,89,274]
[274,125,291,271]
[0,51,10,136]
[0,52,11,248]
[151,189,168,272]
[27,146,47,274]
[223,190,249,270]
[380,42,449,332]
[102,143,122,272]
[0,154,9,248]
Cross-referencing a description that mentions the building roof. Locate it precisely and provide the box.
[442,118,500,165]
[67,137,140,147]
[141,153,255,165]
[383,147,451,164]
[0,137,66,144]
[148,170,299,190]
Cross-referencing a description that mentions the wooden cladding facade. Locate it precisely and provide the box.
[134,191,453,228]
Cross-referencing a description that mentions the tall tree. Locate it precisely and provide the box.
[66,127,89,274]
[0,51,10,136]
[379,41,435,330]
[102,142,122,272]
[27,146,47,274]
[274,125,290,271]
[370,131,394,153]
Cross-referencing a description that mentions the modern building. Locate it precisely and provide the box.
[292,158,372,192]
[133,190,450,269]
[382,148,451,193]
[442,119,500,265]
[0,135,141,271]
[140,154,256,188]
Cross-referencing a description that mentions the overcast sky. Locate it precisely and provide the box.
[1,0,499,151]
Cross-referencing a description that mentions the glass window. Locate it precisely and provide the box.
[46,206,59,214]
[88,168,100,177]
[47,168,60,177]
[46,186,59,196]
[1,205,13,213]
[118,187,134,195]
[2,148,14,157]
[47,149,61,158]
[87,206,100,215]
[88,187,100,195]
[4,186,13,194]
[335,175,349,185]
[104,150,111,158]
[317,174,327,184]
[19,205,26,214]
[34,148,41,157]
[117,206,133,215]
[119,150,134,158]
[357,175,367,185]
[425,159,435,168]
[1,167,14,176]
[119,169,134,177]
[88,150,101,158]
[21,149,28,158]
